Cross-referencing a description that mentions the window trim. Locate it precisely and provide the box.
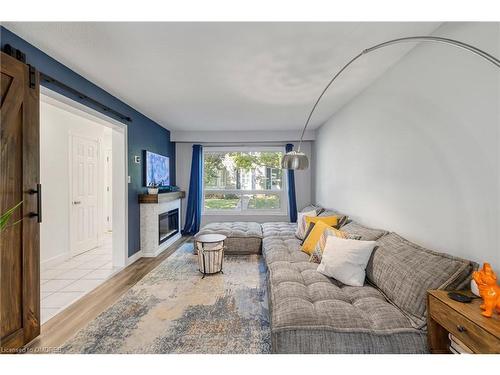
[202,146,288,216]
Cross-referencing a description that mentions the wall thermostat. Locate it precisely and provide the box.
[134,156,141,163]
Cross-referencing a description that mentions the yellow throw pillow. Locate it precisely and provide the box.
[301,220,332,255]
[305,215,338,228]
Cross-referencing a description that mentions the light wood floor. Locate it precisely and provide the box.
[27,235,192,351]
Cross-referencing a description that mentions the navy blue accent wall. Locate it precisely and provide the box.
[1,26,176,257]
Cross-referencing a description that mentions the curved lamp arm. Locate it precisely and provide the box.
[293,36,500,158]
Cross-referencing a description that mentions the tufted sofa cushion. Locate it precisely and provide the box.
[267,261,427,353]
[263,237,310,265]
[261,222,297,238]
[198,221,263,238]
[260,222,307,264]
[196,222,262,254]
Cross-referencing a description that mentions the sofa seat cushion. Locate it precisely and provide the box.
[261,222,297,238]
[267,261,427,353]
[367,232,477,328]
[196,222,262,255]
[263,237,310,264]
[269,261,416,331]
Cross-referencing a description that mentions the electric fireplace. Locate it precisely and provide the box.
[159,208,179,245]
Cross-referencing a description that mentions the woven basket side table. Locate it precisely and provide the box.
[194,233,226,278]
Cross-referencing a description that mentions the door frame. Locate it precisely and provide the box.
[40,87,129,269]
[104,148,113,233]
[68,131,102,257]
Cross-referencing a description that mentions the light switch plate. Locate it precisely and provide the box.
[128,176,131,183]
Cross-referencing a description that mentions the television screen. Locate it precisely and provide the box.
[144,151,170,187]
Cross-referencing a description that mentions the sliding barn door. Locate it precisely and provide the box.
[0,51,40,350]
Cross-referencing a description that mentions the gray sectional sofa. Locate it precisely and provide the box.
[197,208,477,354]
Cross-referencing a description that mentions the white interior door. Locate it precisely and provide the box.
[105,149,113,232]
[71,134,99,256]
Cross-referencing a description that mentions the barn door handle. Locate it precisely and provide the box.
[28,183,42,223]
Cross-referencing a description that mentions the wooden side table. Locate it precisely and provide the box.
[427,290,500,353]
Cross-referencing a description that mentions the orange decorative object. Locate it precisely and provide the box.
[472,263,500,318]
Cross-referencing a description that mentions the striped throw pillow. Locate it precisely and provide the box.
[309,227,361,263]
[295,210,317,240]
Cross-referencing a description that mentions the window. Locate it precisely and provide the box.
[203,147,287,214]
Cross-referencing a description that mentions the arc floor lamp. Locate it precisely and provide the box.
[281,36,500,170]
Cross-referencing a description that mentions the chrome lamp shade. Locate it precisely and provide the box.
[281,151,309,170]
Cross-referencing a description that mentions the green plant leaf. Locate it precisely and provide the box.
[0,201,23,231]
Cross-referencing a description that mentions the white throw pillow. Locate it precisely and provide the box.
[317,235,377,286]
[295,210,317,239]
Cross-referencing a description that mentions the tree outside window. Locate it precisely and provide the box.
[203,148,286,213]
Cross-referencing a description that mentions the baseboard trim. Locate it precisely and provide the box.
[142,233,182,258]
[126,233,185,266]
[126,250,144,266]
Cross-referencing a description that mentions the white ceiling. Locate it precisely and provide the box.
[3,22,441,131]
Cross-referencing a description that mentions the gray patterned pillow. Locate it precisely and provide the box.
[300,205,323,214]
[367,232,478,328]
[341,221,388,241]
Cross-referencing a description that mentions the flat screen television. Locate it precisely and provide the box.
[144,150,170,187]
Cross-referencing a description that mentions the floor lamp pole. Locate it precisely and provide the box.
[282,36,500,170]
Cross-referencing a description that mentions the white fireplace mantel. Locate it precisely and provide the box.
[139,191,184,257]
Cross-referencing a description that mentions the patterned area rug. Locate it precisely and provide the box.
[59,242,270,353]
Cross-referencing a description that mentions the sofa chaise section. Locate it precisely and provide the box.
[267,261,427,353]
[261,212,477,354]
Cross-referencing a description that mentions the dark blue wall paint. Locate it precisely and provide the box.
[1,26,176,257]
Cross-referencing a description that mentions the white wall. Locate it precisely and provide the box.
[314,22,500,272]
[40,99,112,265]
[176,141,314,226]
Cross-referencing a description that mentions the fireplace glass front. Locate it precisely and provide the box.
[159,208,179,245]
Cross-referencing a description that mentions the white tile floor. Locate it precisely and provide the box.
[40,233,119,323]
